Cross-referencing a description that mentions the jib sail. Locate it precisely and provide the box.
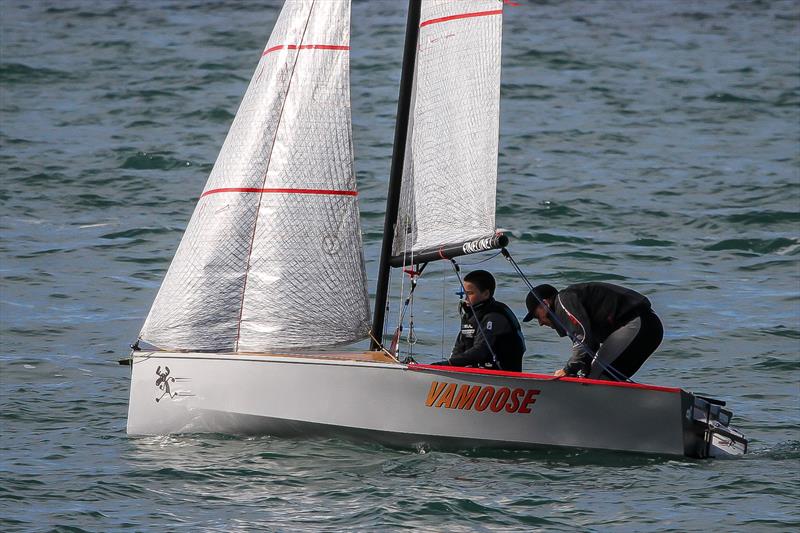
[140,0,370,352]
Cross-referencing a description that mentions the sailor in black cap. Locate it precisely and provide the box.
[523,282,663,381]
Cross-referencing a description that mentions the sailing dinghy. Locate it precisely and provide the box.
[126,0,747,458]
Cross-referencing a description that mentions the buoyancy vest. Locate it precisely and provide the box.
[458,298,526,371]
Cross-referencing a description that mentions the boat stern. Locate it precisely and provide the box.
[682,391,748,458]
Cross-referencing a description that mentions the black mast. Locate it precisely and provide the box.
[370,0,421,350]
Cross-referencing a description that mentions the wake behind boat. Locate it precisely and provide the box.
[126,0,747,458]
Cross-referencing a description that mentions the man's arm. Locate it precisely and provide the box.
[555,292,595,376]
[451,330,469,357]
[431,311,473,366]
[448,312,510,367]
[562,342,592,376]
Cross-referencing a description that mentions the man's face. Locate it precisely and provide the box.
[534,300,554,328]
[463,281,491,306]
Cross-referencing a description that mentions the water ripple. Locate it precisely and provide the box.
[2,0,798,530]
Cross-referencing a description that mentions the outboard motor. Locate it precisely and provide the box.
[685,393,748,458]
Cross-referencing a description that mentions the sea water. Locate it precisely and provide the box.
[1,1,798,531]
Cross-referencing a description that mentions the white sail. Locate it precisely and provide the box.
[140,0,370,352]
[393,0,503,257]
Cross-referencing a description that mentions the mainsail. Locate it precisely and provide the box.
[392,1,503,259]
[140,0,370,352]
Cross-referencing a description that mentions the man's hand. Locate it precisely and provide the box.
[553,368,566,377]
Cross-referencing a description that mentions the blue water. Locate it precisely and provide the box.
[2,1,799,531]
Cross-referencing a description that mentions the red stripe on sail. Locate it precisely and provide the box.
[419,9,503,28]
[201,187,358,198]
[262,44,350,56]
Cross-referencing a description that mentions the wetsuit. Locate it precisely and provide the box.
[446,297,526,371]
[552,282,663,380]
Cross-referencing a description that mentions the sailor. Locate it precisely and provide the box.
[432,270,526,371]
[523,282,663,380]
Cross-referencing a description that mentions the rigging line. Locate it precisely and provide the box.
[450,258,501,370]
[395,227,408,354]
[233,0,317,352]
[441,266,446,358]
[380,267,394,346]
[405,264,425,348]
[392,148,417,334]
[388,266,395,342]
[393,188,416,354]
[396,182,416,337]
[404,218,418,354]
[390,262,427,355]
[369,0,421,350]
[406,279,416,350]
[395,151,420,355]
[367,330,401,362]
[500,248,632,383]
[500,247,629,381]
[457,250,503,266]
[407,291,416,358]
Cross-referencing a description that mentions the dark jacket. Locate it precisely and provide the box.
[450,297,526,371]
[552,282,652,375]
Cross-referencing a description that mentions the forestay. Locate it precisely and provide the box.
[140,0,370,352]
[392,0,503,258]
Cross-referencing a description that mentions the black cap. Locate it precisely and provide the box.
[523,284,559,322]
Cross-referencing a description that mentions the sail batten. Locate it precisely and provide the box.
[392,0,503,260]
[140,0,369,353]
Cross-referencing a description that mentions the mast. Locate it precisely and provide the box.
[370,0,421,350]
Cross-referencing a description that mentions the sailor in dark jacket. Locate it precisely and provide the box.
[433,270,526,372]
[523,282,663,380]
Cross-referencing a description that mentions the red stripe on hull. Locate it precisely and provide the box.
[201,187,358,198]
[420,9,503,28]
[409,364,681,394]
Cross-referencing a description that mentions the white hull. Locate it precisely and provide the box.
[128,351,745,458]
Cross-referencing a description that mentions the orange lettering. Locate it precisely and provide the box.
[435,383,457,408]
[427,382,541,414]
[454,384,481,410]
[426,381,446,407]
[475,386,495,412]
[518,389,540,413]
[490,387,511,412]
[506,388,525,413]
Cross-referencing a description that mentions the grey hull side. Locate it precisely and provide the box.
[127,352,747,458]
